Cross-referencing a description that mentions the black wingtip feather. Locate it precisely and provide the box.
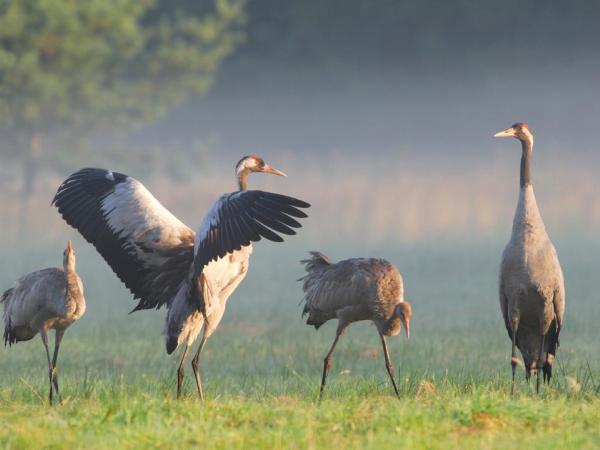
[53,167,194,312]
[192,190,310,301]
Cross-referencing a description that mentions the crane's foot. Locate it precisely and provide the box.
[385,364,400,398]
[191,358,204,401]
[176,368,185,400]
[53,383,62,405]
[48,369,55,406]
[510,357,519,395]
[318,356,332,402]
[195,383,204,401]
[51,370,62,405]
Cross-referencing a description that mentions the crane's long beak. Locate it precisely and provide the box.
[262,164,287,177]
[402,318,410,339]
[493,127,516,138]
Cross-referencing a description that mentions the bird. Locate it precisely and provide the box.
[299,251,411,400]
[495,122,565,393]
[1,240,86,405]
[52,155,310,399]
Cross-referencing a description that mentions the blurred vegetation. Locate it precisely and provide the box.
[0,0,245,202]
[210,0,600,91]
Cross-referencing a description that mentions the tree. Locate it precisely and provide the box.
[0,0,245,207]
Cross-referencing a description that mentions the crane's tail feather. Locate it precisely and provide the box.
[3,317,14,347]
[298,251,333,296]
[298,252,335,324]
[545,319,560,356]
[1,287,13,304]
[298,251,333,277]
[1,288,15,346]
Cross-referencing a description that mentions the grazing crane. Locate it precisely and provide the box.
[299,252,411,400]
[1,241,86,405]
[495,122,565,393]
[52,155,309,399]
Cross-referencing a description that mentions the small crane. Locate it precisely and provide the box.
[299,251,411,400]
[1,241,86,405]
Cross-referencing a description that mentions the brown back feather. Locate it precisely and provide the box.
[299,253,403,328]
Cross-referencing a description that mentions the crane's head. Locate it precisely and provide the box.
[394,301,411,339]
[235,155,287,190]
[236,155,287,177]
[63,240,76,271]
[493,122,534,146]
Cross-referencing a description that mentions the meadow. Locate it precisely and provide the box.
[1,237,600,449]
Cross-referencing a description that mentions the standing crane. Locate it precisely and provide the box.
[299,252,411,400]
[1,241,86,405]
[495,122,565,393]
[52,155,309,399]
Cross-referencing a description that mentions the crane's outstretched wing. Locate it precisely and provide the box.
[192,190,310,311]
[53,168,195,311]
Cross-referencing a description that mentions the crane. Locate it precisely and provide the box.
[52,155,310,399]
[495,122,565,393]
[299,251,411,400]
[1,241,86,405]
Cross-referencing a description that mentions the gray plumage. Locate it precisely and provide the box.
[299,251,411,399]
[1,241,85,404]
[495,122,565,393]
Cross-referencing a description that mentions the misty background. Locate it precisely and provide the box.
[2,0,600,400]
[1,0,600,244]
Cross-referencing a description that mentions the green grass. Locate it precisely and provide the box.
[1,238,599,449]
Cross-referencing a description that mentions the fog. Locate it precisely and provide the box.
[150,0,600,159]
[2,0,600,244]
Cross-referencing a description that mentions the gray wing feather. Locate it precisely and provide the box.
[2,269,66,345]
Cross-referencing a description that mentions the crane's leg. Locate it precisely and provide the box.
[543,354,553,384]
[379,333,400,398]
[543,363,552,384]
[543,321,558,384]
[319,321,348,401]
[40,329,54,405]
[191,326,209,401]
[51,329,64,404]
[536,333,545,394]
[176,343,191,400]
[510,316,519,396]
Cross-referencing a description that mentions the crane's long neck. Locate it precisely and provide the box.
[237,169,250,191]
[520,139,532,188]
[378,314,402,337]
[513,138,546,238]
[64,263,82,300]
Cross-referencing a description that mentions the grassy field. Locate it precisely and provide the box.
[1,238,599,449]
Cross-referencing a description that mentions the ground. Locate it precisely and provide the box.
[1,239,599,449]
